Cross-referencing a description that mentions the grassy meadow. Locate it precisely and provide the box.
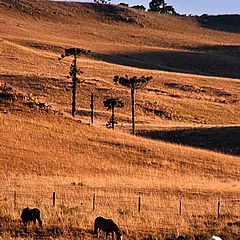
[0,0,239,239]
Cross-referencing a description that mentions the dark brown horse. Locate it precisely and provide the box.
[20,207,42,227]
[94,216,122,240]
[176,236,185,240]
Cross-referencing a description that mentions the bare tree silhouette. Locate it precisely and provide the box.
[59,48,91,117]
[104,97,124,129]
[113,75,152,134]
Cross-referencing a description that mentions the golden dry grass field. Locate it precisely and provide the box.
[0,0,240,239]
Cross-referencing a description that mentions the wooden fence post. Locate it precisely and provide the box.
[13,191,17,210]
[93,193,96,211]
[90,93,94,125]
[179,200,182,216]
[53,192,56,207]
[138,192,141,213]
[217,201,220,217]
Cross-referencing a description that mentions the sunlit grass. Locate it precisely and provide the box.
[0,1,240,238]
[0,113,239,238]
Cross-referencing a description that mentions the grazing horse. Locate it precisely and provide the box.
[208,236,223,240]
[176,236,185,240]
[94,216,122,240]
[166,236,185,240]
[20,207,42,227]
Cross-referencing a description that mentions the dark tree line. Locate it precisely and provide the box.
[94,0,177,15]
[94,0,110,4]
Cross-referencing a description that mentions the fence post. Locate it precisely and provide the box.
[13,191,17,210]
[179,200,182,216]
[53,192,56,207]
[93,193,96,211]
[90,93,94,125]
[138,192,141,213]
[217,201,220,217]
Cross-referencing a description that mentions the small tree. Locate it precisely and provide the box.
[59,48,90,117]
[149,0,166,13]
[113,75,152,135]
[94,0,110,4]
[131,5,146,11]
[104,97,124,129]
[149,0,176,14]
[164,5,177,15]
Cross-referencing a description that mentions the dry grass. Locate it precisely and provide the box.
[0,112,239,239]
[0,0,239,239]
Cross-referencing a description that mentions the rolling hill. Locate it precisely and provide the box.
[0,0,239,239]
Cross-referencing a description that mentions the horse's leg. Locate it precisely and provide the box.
[37,217,42,227]
[105,231,109,239]
[24,221,28,228]
[23,221,28,231]
[112,231,114,240]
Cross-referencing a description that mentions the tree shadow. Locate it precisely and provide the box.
[137,126,240,156]
[93,47,240,79]
[196,14,240,34]
[187,45,240,58]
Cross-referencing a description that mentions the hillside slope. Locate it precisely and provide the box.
[0,0,240,152]
[0,110,239,238]
[0,1,239,238]
[0,0,240,78]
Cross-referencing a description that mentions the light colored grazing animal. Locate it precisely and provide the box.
[94,216,123,240]
[208,236,223,240]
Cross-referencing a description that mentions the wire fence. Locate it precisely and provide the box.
[0,190,239,219]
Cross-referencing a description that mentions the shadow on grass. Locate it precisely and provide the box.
[196,14,240,34]
[186,45,240,59]
[137,126,240,156]
[93,47,240,79]
[4,225,90,239]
